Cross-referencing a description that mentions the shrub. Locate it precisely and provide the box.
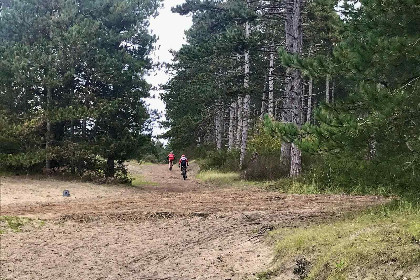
[243,153,288,180]
[140,154,159,164]
[199,149,240,172]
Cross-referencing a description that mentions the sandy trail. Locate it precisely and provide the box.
[0,162,386,279]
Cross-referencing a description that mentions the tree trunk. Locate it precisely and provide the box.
[281,0,294,171]
[306,77,313,124]
[290,143,302,176]
[82,119,86,137]
[268,43,275,117]
[106,157,115,178]
[326,74,330,103]
[301,80,306,123]
[331,78,335,103]
[228,101,237,150]
[261,74,268,118]
[240,19,251,169]
[215,102,223,150]
[283,0,304,177]
[241,95,250,169]
[70,120,75,174]
[236,95,243,148]
[45,86,52,170]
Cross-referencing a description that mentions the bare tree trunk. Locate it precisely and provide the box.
[280,0,294,170]
[301,80,306,123]
[289,69,303,176]
[261,74,268,118]
[326,74,330,103]
[236,95,243,148]
[82,119,86,137]
[331,78,335,103]
[284,0,304,177]
[306,77,313,124]
[45,86,52,170]
[228,101,237,150]
[275,98,280,120]
[70,120,75,174]
[240,19,251,169]
[290,143,302,176]
[268,43,275,117]
[215,102,223,150]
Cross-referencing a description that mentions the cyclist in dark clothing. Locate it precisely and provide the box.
[178,155,189,179]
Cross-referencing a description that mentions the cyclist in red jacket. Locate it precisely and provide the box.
[167,151,175,170]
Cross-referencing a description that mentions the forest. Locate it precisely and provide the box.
[163,0,419,198]
[1,0,418,196]
[0,0,161,181]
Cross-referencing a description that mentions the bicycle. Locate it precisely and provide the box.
[180,165,187,180]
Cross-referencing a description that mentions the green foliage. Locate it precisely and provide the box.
[198,149,240,171]
[0,0,160,178]
[258,0,420,198]
[248,122,283,155]
[164,0,276,150]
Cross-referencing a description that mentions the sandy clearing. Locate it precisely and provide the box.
[0,162,388,279]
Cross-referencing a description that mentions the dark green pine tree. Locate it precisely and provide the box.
[0,0,160,177]
[272,0,419,193]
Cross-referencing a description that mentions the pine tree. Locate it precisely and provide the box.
[0,0,160,176]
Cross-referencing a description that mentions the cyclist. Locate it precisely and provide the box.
[167,151,175,170]
[178,154,189,178]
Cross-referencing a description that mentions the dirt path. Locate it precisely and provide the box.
[0,162,387,279]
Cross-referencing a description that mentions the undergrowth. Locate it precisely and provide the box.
[267,201,420,279]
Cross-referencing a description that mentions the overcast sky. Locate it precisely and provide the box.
[144,0,192,140]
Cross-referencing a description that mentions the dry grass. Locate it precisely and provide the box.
[268,202,420,279]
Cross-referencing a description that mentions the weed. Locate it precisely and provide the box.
[0,216,45,234]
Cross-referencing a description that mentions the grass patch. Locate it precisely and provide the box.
[131,174,157,187]
[268,201,420,279]
[255,270,276,280]
[197,170,326,192]
[196,170,241,185]
[0,216,45,234]
[137,161,155,166]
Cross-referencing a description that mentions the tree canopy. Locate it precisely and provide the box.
[164,0,419,194]
[0,0,161,179]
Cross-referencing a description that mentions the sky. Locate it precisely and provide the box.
[144,0,192,141]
